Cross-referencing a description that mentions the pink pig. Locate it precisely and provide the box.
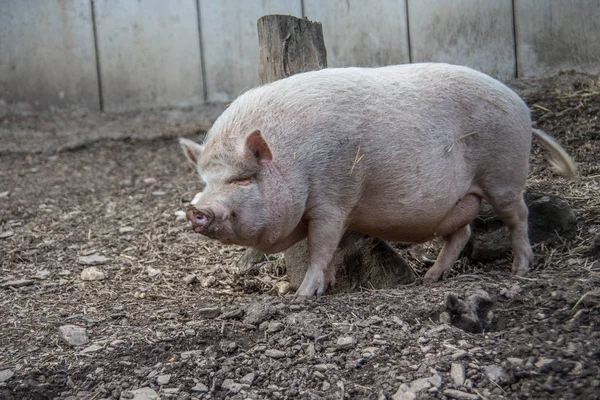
[180,63,575,297]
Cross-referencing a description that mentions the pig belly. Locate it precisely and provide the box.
[347,183,482,244]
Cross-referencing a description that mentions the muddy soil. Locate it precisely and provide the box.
[1,71,599,400]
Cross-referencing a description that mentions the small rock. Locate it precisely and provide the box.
[240,372,255,385]
[197,307,222,319]
[201,276,217,287]
[161,388,179,396]
[507,357,525,367]
[33,269,51,280]
[443,389,479,400]
[0,231,14,239]
[119,226,134,234]
[145,266,161,278]
[451,363,466,386]
[191,382,208,392]
[535,358,556,372]
[156,374,171,385]
[80,344,103,353]
[274,280,293,295]
[0,369,14,383]
[409,377,432,392]
[58,325,89,346]
[485,364,509,383]
[392,384,416,400]
[120,387,159,400]
[428,374,443,389]
[79,254,110,265]
[183,274,197,284]
[267,321,285,333]
[181,349,203,360]
[452,350,468,360]
[0,191,9,198]
[152,191,166,196]
[1,279,34,288]
[219,308,244,320]
[80,267,106,281]
[244,301,276,325]
[174,210,187,221]
[265,349,286,358]
[143,177,157,184]
[111,339,126,347]
[336,336,355,350]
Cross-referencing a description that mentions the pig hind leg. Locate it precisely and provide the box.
[486,191,533,276]
[423,194,481,284]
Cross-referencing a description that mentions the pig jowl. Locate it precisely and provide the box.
[180,63,575,297]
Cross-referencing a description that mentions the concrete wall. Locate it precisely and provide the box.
[94,0,204,112]
[303,0,410,68]
[515,0,600,77]
[408,0,516,80]
[0,0,598,111]
[0,0,100,111]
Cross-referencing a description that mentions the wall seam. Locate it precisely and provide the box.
[196,0,208,102]
[405,0,412,63]
[512,0,519,78]
[90,0,104,112]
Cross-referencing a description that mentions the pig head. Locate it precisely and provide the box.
[180,130,307,253]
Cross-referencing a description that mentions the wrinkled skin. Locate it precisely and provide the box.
[180,63,575,297]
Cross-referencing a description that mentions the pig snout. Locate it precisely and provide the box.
[186,207,212,233]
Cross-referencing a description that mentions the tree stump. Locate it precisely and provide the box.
[252,14,416,293]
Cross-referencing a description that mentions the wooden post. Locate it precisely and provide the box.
[253,14,416,293]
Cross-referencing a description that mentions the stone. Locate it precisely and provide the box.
[183,274,197,284]
[240,372,255,385]
[484,364,509,383]
[156,374,171,385]
[265,349,286,358]
[428,374,443,389]
[336,336,355,350]
[79,254,110,265]
[181,349,203,360]
[274,280,293,295]
[244,301,276,325]
[119,226,134,234]
[444,290,493,333]
[80,267,106,281]
[191,382,208,392]
[443,389,479,400]
[451,363,466,386]
[120,388,159,400]
[197,306,222,319]
[0,369,14,383]
[80,344,103,353]
[33,269,51,280]
[58,325,89,346]
[452,350,468,360]
[143,177,157,184]
[267,321,285,333]
[174,210,187,221]
[535,358,556,372]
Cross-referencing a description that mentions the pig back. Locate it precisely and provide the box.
[208,63,532,219]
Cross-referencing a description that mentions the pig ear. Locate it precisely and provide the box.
[244,130,273,163]
[179,138,204,165]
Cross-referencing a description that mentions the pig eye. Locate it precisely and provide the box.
[226,176,252,186]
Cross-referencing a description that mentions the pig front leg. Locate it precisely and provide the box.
[295,211,345,297]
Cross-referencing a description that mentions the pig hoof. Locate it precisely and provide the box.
[422,269,446,285]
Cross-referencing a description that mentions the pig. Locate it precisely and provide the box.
[180,63,575,297]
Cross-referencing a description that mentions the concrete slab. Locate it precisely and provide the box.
[407,0,516,80]
[303,0,410,67]
[199,0,302,102]
[94,0,204,111]
[515,0,600,77]
[0,0,100,111]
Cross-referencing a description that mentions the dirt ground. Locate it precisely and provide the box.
[1,71,599,400]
